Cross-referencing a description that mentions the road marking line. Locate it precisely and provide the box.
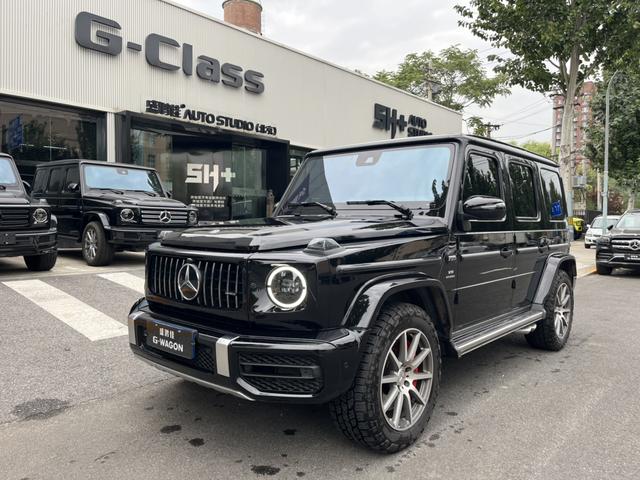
[3,280,128,341]
[98,272,145,294]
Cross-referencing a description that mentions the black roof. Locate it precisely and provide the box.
[310,134,559,168]
[35,159,156,171]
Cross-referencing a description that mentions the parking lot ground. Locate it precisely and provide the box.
[1,250,639,479]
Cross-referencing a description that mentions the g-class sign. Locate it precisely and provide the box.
[74,11,265,94]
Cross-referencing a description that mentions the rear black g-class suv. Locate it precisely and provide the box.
[128,135,576,452]
[0,153,57,271]
[32,160,198,266]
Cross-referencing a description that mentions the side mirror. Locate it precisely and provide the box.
[22,180,32,194]
[463,195,506,222]
[607,224,614,231]
[166,190,173,198]
[66,182,80,193]
[586,224,591,229]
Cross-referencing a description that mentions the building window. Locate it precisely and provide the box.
[0,97,105,183]
[289,147,311,180]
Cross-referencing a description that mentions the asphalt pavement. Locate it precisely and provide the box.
[0,245,639,480]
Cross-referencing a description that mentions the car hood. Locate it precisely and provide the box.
[84,191,188,208]
[610,228,640,238]
[160,216,448,252]
[0,190,30,205]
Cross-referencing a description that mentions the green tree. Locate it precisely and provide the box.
[585,70,640,209]
[511,140,552,159]
[455,0,640,214]
[374,45,509,112]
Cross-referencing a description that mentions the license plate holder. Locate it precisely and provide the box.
[625,253,640,261]
[145,320,196,360]
[0,233,16,245]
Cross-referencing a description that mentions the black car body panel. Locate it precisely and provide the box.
[0,154,57,259]
[31,159,197,250]
[128,135,575,403]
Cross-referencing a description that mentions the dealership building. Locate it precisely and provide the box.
[0,0,462,221]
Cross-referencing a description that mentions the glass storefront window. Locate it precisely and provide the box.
[0,98,104,183]
[130,127,268,222]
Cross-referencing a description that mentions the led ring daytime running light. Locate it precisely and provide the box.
[266,265,307,310]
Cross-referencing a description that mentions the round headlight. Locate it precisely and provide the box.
[33,208,48,224]
[266,265,307,310]
[188,210,198,225]
[120,208,136,222]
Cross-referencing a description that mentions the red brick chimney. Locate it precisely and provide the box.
[222,0,263,35]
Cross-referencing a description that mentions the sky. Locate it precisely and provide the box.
[172,0,553,144]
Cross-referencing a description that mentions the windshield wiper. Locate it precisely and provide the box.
[129,189,158,197]
[347,200,414,220]
[285,202,337,217]
[94,187,124,195]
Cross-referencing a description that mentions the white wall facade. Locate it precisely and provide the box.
[0,0,461,150]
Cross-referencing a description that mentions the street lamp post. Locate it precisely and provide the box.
[603,71,621,236]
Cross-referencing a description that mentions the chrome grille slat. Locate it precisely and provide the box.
[140,208,189,226]
[147,254,244,311]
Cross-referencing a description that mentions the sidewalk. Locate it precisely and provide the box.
[570,240,596,277]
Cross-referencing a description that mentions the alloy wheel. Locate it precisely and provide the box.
[84,228,98,260]
[380,328,434,431]
[554,282,572,338]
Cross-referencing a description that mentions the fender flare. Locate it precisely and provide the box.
[80,211,112,241]
[532,253,576,307]
[342,273,454,337]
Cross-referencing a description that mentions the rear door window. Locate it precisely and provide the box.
[540,169,566,221]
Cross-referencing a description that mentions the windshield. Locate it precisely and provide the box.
[0,157,19,187]
[616,212,640,229]
[591,217,618,229]
[280,144,453,216]
[83,165,164,195]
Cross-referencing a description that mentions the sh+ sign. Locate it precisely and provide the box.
[186,164,236,193]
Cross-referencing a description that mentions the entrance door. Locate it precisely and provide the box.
[454,152,515,329]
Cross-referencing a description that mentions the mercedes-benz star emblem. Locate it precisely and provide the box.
[630,239,640,251]
[159,210,172,223]
[177,263,201,301]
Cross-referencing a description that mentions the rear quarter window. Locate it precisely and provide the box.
[540,169,566,221]
[32,169,49,194]
[47,168,64,193]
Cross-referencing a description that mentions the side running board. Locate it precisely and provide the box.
[450,307,545,357]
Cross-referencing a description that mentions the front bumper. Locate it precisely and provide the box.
[128,302,363,404]
[596,251,640,269]
[0,227,57,258]
[106,226,185,249]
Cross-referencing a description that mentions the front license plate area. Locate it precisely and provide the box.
[0,233,16,245]
[625,254,640,261]
[146,320,196,360]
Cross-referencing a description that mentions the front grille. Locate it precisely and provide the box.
[611,239,640,252]
[148,254,245,311]
[140,208,188,226]
[239,352,323,395]
[0,208,30,229]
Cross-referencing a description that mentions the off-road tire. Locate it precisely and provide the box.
[596,264,612,275]
[82,221,114,267]
[329,302,441,453]
[526,270,573,351]
[23,251,57,271]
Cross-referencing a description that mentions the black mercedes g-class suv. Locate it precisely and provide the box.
[0,153,57,271]
[32,160,198,266]
[595,209,640,275]
[128,135,576,452]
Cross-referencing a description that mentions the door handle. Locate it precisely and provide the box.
[538,237,550,252]
[500,247,514,258]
